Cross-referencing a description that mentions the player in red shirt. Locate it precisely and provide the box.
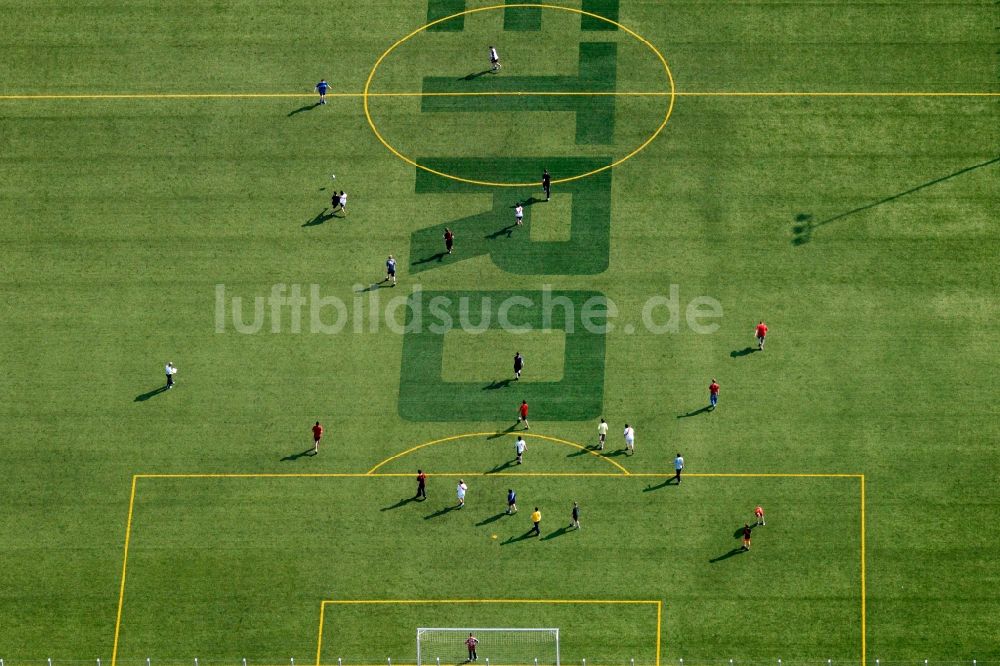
[709,379,720,410]
[415,469,427,501]
[518,400,529,430]
[444,228,454,255]
[311,421,323,454]
[742,523,752,550]
[754,505,765,526]
[755,320,768,350]
[465,633,479,662]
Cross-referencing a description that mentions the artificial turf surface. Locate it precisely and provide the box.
[0,0,998,663]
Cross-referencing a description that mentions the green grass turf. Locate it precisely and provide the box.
[1,0,999,663]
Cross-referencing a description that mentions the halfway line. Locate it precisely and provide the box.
[0,90,997,101]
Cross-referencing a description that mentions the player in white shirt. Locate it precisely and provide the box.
[515,204,524,226]
[597,417,608,450]
[165,362,177,389]
[456,479,468,508]
[515,436,528,464]
[489,46,501,72]
[623,423,635,455]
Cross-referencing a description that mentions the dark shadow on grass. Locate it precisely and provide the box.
[486,459,517,474]
[642,478,673,492]
[709,547,746,563]
[677,406,712,419]
[541,525,572,541]
[280,448,316,462]
[288,102,321,116]
[501,529,539,545]
[730,347,757,358]
[412,251,446,266]
[303,210,333,227]
[355,282,384,293]
[486,424,518,440]
[424,505,460,519]
[485,224,516,240]
[381,497,418,511]
[460,70,492,80]
[792,156,1000,245]
[602,448,630,457]
[134,386,169,402]
[483,379,512,390]
[476,512,507,526]
[566,445,601,458]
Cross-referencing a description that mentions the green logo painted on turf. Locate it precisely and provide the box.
[422,42,616,145]
[398,290,608,421]
[409,157,611,276]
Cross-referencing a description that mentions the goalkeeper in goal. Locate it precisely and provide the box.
[465,633,479,662]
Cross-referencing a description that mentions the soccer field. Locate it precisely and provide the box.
[1,1,998,664]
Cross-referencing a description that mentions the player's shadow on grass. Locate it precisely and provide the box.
[642,478,674,492]
[355,283,383,293]
[460,70,492,80]
[132,384,167,402]
[485,224,517,240]
[515,196,544,207]
[487,424,519,440]
[424,505,461,519]
[501,529,539,545]
[280,448,316,462]
[413,251,447,265]
[288,102,321,116]
[486,459,517,474]
[303,210,334,227]
[792,155,1000,245]
[709,547,747,563]
[677,406,712,418]
[566,445,602,458]
[476,512,507,526]
[381,496,418,511]
[730,347,757,358]
[483,379,512,390]
[134,386,169,402]
[541,526,572,541]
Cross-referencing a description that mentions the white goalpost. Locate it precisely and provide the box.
[416,628,560,666]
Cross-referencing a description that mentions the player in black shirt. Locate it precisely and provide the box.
[542,169,551,201]
[513,352,524,380]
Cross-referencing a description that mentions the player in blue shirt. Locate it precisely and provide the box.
[315,79,329,105]
[506,488,517,514]
[385,255,397,286]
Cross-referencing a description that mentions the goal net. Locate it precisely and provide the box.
[417,627,560,666]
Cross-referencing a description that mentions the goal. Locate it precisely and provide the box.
[416,627,560,666]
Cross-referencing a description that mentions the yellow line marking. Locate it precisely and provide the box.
[861,474,867,666]
[110,474,138,666]
[131,471,857,479]
[366,432,630,475]
[1,91,995,101]
[315,600,327,666]
[361,2,676,187]
[656,600,662,666]
[115,474,862,662]
[323,598,659,604]
[640,472,863,478]
[317,598,660,666]
[135,472,371,479]
[371,471,631,477]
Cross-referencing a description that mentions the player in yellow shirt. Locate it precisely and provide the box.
[530,507,542,537]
